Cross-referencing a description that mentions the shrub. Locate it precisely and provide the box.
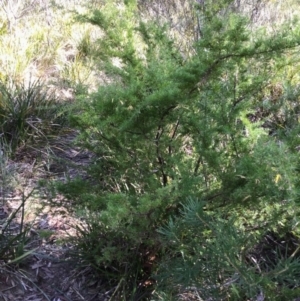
[156,198,300,301]
[58,0,300,299]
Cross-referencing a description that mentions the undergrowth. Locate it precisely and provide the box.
[0,78,67,154]
[55,1,300,300]
[2,0,300,301]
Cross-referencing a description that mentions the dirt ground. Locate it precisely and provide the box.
[0,136,115,301]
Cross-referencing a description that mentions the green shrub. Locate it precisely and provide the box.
[57,0,300,299]
[155,198,300,301]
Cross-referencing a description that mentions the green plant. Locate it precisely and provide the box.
[56,0,300,299]
[67,217,155,300]
[0,78,66,154]
[155,198,300,301]
[0,188,36,264]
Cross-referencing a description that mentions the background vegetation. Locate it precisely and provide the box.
[1,0,300,300]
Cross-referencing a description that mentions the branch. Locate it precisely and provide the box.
[155,105,177,187]
[168,118,180,155]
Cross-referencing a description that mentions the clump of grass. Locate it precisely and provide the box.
[0,190,35,264]
[0,78,66,155]
[0,149,35,264]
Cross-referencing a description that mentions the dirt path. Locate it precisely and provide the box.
[0,135,113,301]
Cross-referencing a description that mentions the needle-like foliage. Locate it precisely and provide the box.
[58,0,300,299]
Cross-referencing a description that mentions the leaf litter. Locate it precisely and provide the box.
[0,134,112,301]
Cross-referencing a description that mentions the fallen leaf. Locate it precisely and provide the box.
[31,262,45,270]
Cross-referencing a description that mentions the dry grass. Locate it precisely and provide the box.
[0,0,104,95]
